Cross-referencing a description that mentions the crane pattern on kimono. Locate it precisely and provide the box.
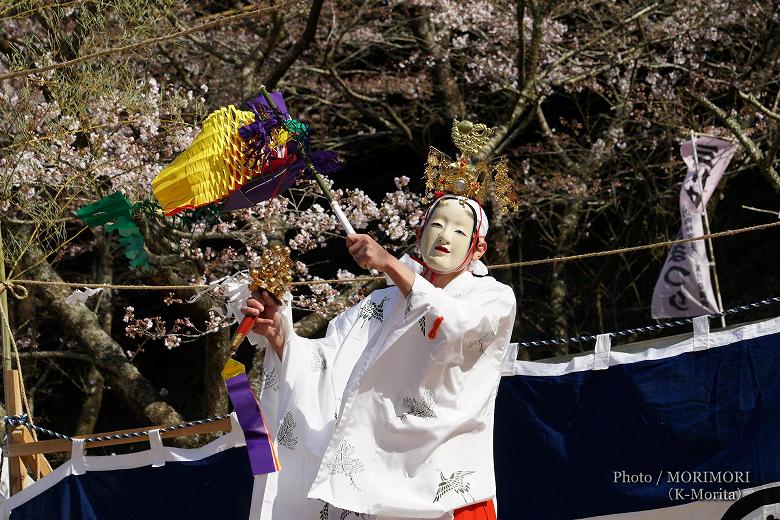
[358,296,388,327]
[433,470,476,504]
[327,440,365,490]
[318,501,376,520]
[398,387,438,420]
[468,328,497,355]
[276,411,297,450]
[406,293,437,338]
[262,366,279,392]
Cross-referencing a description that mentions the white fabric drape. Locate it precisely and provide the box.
[254,271,516,519]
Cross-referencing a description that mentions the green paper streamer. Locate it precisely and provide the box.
[75,192,134,227]
[76,193,150,271]
[283,119,308,136]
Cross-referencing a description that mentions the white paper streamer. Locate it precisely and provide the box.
[64,287,103,306]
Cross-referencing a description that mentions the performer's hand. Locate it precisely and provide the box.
[347,234,394,273]
[241,290,285,360]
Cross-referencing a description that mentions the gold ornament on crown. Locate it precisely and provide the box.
[248,244,294,303]
[423,118,518,214]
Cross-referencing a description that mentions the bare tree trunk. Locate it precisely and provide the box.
[264,0,325,90]
[549,200,583,356]
[202,328,230,417]
[94,234,113,334]
[74,364,104,436]
[22,247,185,428]
[414,13,466,119]
[147,263,230,419]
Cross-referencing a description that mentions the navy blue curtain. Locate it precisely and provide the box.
[494,332,780,519]
[12,447,254,519]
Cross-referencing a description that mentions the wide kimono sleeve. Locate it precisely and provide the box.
[405,273,516,364]
[257,295,363,437]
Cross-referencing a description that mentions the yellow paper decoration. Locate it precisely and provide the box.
[221,357,246,381]
[152,105,258,215]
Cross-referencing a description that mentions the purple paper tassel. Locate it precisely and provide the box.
[309,150,342,174]
[225,372,280,475]
[239,91,291,170]
[243,91,289,116]
[222,151,342,211]
[238,117,280,170]
[222,168,299,211]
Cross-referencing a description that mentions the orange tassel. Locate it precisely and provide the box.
[428,316,444,340]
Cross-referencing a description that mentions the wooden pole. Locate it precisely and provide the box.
[5,368,27,494]
[4,369,53,491]
[0,222,51,493]
[1,220,11,371]
[0,220,27,494]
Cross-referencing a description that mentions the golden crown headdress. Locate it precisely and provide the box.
[423,118,518,214]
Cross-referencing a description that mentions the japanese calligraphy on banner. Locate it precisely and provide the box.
[651,137,736,319]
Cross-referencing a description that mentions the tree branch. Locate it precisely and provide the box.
[536,99,574,168]
[414,12,465,118]
[522,0,543,89]
[688,89,780,191]
[327,66,415,145]
[17,351,93,363]
[483,2,661,160]
[738,90,780,122]
[540,2,660,82]
[264,0,325,90]
[516,0,526,87]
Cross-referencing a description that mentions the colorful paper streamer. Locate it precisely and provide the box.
[75,192,150,270]
[222,358,280,475]
[152,105,257,215]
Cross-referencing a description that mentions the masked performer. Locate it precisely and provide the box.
[242,120,517,520]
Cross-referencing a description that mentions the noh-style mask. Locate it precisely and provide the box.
[419,195,489,275]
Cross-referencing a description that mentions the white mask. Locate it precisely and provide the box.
[419,199,476,274]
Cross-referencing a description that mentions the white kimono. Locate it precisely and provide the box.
[252,270,516,519]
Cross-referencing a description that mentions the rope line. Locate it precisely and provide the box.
[3,413,231,443]
[1,219,778,294]
[517,295,780,348]
[487,219,780,269]
[7,280,210,291]
[0,281,28,299]
[0,1,295,83]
